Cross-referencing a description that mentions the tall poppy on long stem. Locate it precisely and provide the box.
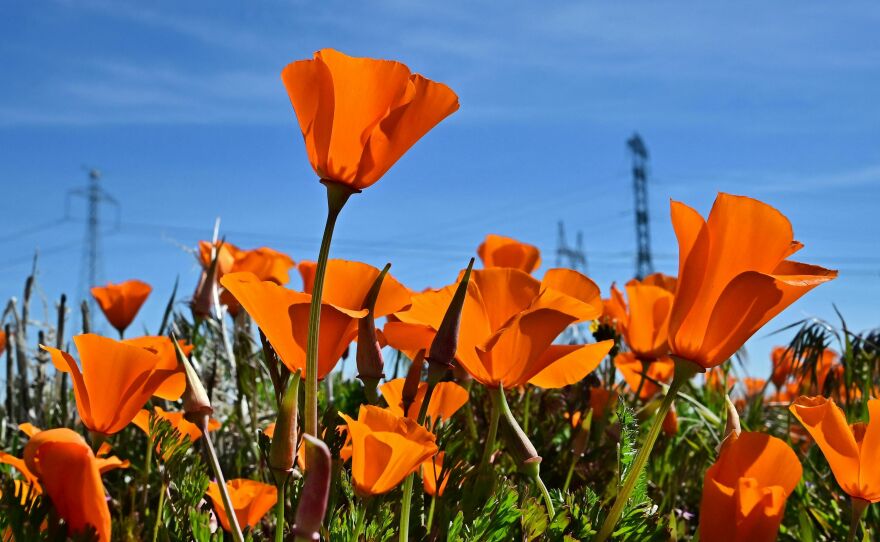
[596,193,837,542]
[90,279,152,338]
[790,396,879,540]
[281,48,458,440]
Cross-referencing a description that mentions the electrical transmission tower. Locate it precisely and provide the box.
[67,168,119,329]
[555,221,588,274]
[627,133,654,280]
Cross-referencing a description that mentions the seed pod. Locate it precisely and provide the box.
[269,372,301,486]
[292,434,332,541]
[357,264,390,401]
[426,258,474,383]
[171,333,212,430]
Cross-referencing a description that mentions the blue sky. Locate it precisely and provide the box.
[1,1,878,377]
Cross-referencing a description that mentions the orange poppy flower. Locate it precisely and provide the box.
[615,281,675,361]
[206,479,277,532]
[699,431,802,542]
[662,407,679,436]
[705,367,737,392]
[614,352,674,400]
[770,347,837,392]
[790,396,880,502]
[90,279,152,336]
[388,268,613,389]
[477,234,541,274]
[639,272,677,293]
[741,378,767,398]
[41,334,177,436]
[23,428,111,541]
[667,193,837,369]
[8,424,128,478]
[422,451,449,497]
[221,260,410,380]
[380,378,468,424]
[122,336,191,401]
[340,405,438,496]
[131,406,221,444]
[281,48,459,189]
[198,241,295,285]
[600,283,628,334]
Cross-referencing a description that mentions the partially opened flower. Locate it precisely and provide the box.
[600,284,628,335]
[640,272,677,292]
[131,406,221,447]
[90,279,152,337]
[380,378,468,424]
[23,428,111,541]
[340,405,438,496]
[388,268,612,390]
[206,479,277,532]
[221,260,409,380]
[7,423,128,478]
[668,193,837,369]
[614,353,674,400]
[281,48,459,190]
[699,431,802,542]
[790,396,880,502]
[477,234,541,274]
[123,336,191,401]
[770,346,837,392]
[422,451,449,497]
[41,334,176,436]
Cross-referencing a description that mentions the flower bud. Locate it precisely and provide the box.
[357,264,390,401]
[717,394,741,452]
[401,352,425,418]
[426,258,474,383]
[171,333,213,430]
[269,372,301,486]
[499,410,542,480]
[292,434,332,541]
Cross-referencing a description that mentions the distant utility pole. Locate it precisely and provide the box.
[555,221,588,274]
[67,168,119,329]
[628,133,654,280]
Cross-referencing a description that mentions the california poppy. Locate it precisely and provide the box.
[600,284,628,335]
[380,378,468,425]
[41,334,177,436]
[668,193,837,369]
[122,336,190,401]
[388,268,613,389]
[770,346,837,392]
[340,405,438,496]
[8,423,128,477]
[590,386,617,418]
[206,479,277,532]
[699,431,802,542]
[90,279,152,336]
[614,353,674,400]
[23,428,111,541]
[662,407,679,436]
[198,241,295,285]
[477,234,541,274]
[131,406,221,443]
[422,451,449,497]
[790,396,880,502]
[221,260,410,380]
[640,272,677,293]
[281,48,459,190]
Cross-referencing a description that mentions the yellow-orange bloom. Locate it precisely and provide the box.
[23,428,111,541]
[614,353,674,400]
[668,193,836,368]
[122,336,190,401]
[770,346,837,392]
[477,234,541,274]
[790,396,880,502]
[699,431,802,542]
[615,281,675,361]
[131,406,221,444]
[422,451,449,497]
[5,423,128,480]
[206,479,277,532]
[388,268,612,389]
[221,260,410,380]
[42,334,176,436]
[340,405,438,497]
[90,279,151,335]
[198,240,295,285]
[282,48,459,189]
[380,378,468,424]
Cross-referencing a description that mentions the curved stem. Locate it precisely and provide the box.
[535,475,555,519]
[479,391,502,470]
[275,482,286,542]
[594,358,699,542]
[522,389,531,434]
[204,432,245,542]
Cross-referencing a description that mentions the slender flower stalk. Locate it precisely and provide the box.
[304,181,358,437]
[595,357,700,542]
[849,498,869,542]
[271,370,301,542]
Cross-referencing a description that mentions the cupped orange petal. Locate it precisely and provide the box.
[24,428,110,541]
[477,234,541,274]
[282,48,458,189]
[319,260,411,316]
[422,451,448,497]
[527,342,612,389]
[614,353,674,400]
[207,479,277,532]
[380,379,468,423]
[123,336,189,401]
[622,283,673,359]
[90,279,152,334]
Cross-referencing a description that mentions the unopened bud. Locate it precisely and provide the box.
[191,241,223,320]
[500,415,541,480]
[402,352,425,418]
[426,258,474,383]
[717,394,742,452]
[292,434,332,541]
[171,333,213,429]
[269,372,301,486]
[357,264,390,401]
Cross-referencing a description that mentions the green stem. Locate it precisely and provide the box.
[304,181,355,437]
[463,382,479,441]
[399,474,415,542]
[426,495,436,533]
[275,482,286,542]
[535,475,555,519]
[204,432,245,542]
[848,498,869,542]
[350,499,368,542]
[479,392,502,470]
[563,452,578,494]
[594,358,699,542]
[522,389,531,433]
[151,480,167,542]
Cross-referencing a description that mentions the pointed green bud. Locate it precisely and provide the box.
[171,332,213,430]
[426,258,474,383]
[269,371,301,486]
